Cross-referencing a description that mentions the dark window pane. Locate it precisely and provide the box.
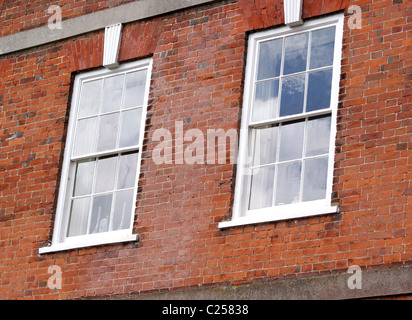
[306,69,333,112]
[279,74,305,117]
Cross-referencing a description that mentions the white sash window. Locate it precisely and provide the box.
[40,59,152,253]
[220,14,344,228]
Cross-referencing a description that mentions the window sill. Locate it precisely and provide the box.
[218,204,339,229]
[39,232,138,254]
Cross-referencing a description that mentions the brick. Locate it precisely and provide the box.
[0,0,410,301]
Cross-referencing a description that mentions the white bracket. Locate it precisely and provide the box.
[103,23,122,69]
[284,0,304,27]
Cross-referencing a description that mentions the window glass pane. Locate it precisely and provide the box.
[302,157,329,202]
[306,69,333,112]
[279,121,305,162]
[96,113,119,152]
[249,166,275,210]
[78,79,102,118]
[94,156,117,193]
[101,74,124,113]
[119,108,143,148]
[73,117,98,157]
[306,116,331,157]
[310,27,336,69]
[279,74,305,117]
[253,126,278,166]
[117,153,139,189]
[112,189,134,231]
[124,70,147,109]
[275,161,301,206]
[73,160,95,197]
[89,194,112,234]
[283,32,308,75]
[67,197,90,237]
[252,79,279,122]
[257,38,283,80]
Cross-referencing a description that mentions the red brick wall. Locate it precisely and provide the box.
[0,0,137,37]
[0,0,410,299]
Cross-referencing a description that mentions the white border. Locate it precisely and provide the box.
[219,14,344,229]
[39,232,138,254]
[39,58,152,254]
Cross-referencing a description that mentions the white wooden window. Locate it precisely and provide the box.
[40,59,152,253]
[219,14,344,228]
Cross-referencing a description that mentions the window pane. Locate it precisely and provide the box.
[101,74,124,113]
[249,166,275,210]
[112,189,134,231]
[279,74,305,117]
[310,27,336,69]
[275,161,301,206]
[78,79,102,118]
[96,113,119,152]
[252,80,279,122]
[306,116,331,157]
[94,156,117,193]
[124,70,147,109]
[306,69,333,112]
[279,121,305,162]
[119,108,143,148]
[253,125,278,166]
[89,194,112,234]
[73,117,98,157]
[252,79,279,122]
[117,152,139,189]
[67,197,90,237]
[302,157,328,202]
[73,160,95,197]
[257,38,283,80]
[283,32,308,75]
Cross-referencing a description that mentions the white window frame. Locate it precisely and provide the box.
[40,59,152,253]
[219,14,344,229]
